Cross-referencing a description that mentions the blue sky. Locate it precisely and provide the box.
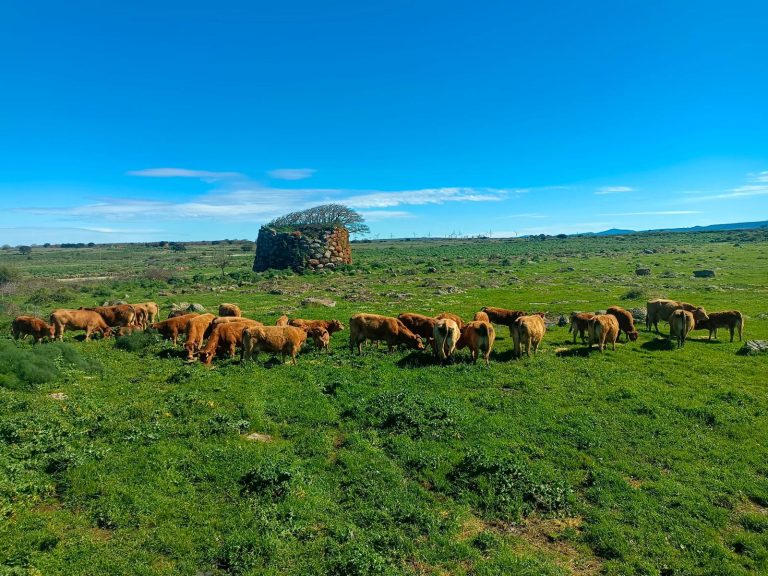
[1,1,766,244]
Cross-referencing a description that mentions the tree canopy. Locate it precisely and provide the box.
[268,204,369,235]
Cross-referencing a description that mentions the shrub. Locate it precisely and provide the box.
[0,341,101,390]
[114,332,159,354]
[239,456,295,500]
[621,288,645,300]
[448,448,572,520]
[0,265,20,285]
[360,391,458,440]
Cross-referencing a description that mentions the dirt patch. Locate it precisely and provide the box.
[497,516,603,576]
[625,477,643,489]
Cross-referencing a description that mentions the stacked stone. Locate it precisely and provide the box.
[253,226,352,272]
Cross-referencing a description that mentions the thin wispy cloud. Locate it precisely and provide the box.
[748,171,768,183]
[127,168,243,181]
[342,187,511,209]
[599,210,702,216]
[595,186,634,195]
[493,212,549,220]
[268,168,316,180]
[359,210,415,222]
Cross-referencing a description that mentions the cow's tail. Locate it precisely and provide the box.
[738,311,745,340]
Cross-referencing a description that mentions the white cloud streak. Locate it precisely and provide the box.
[342,187,510,209]
[595,186,634,195]
[127,168,242,181]
[749,171,768,183]
[268,168,316,180]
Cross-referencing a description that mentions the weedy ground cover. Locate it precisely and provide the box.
[1,230,767,575]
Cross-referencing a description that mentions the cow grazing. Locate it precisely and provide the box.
[289,318,345,335]
[480,307,526,337]
[587,314,620,352]
[242,326,308,365]
[397,313,438,351]
[457,320,496,365]
[349,313,425,354]
[512,313,546,357]
[694,310,744,342]
[433,318,460,363]
[81,304,136,330]
[183,313,217,360]
[132,301,159,328]
[205,316,263,339]
[275,315,289,326]
[308,327,331,352]
[646,299,708,334]
[669,309,695,348]
[150,313,199,345]
[606,306,639,342]
[12,316,55,343]
[472,311,490,323]
[218,303,242,317]
[199,323,249,365]
[569,312,595,344]
[435,312,464,330]
[50,309,112,341]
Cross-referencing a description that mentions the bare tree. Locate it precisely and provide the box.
[215,253,232,279]
[268,204,369,235]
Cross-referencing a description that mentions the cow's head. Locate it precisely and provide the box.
[627,330,639,342]
[184,343,197,361]
[407,332,425,350]
[693,307,709,322]
[328,320,345,333]
[199,350,214,365]
[101,327,113,339]
[47,325,55,339]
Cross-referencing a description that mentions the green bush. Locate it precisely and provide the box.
[114,331,160,354]
[0,340,101,390]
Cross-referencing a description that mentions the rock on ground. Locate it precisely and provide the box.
[740,340,768,355]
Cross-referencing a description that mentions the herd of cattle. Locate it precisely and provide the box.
[8,298,745,366]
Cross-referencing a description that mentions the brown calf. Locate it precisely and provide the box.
[512,313,546,357]
[199,323,248,365]
[433,318,461,363]
[457,320,496,365]
[12,316,55,343]
[349,313,425,354]
[183,313,217,360]
[694,310,744,342]
[481,307,526,337]
[50,309,112,341]
[218,303,242,317]
[150,313,200,345]
[606,306,639,342]
[646,299,708,334]
[241,326,308,365]
[669,309,695,348]
[568,312,595,344]
[588,314,619,352]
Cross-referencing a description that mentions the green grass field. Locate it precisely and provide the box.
[1,230,767,575]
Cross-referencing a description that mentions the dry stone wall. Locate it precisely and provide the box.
[253,225,352,272]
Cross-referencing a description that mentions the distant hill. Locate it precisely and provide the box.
[589,220,768,236]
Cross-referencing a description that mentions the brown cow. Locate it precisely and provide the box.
[349,313,425,354]
[481,307,526,337]
[588,314,620,352]
[241,326,308,365]
[132,301,159,328]
[435,312,464,330]
[289,318,345,335]
[397,313,438,352]
[646,299,708,333]
[150,313,199,345]
[512,313,546,357]
[569,312,595,344]
[81,304,136,329]
[457,321,496,365]
[205,316,263,338]
[669,309,695,348]
[433,318,461,363]
[183,313,217,360]
[472,311,490,323]
[12,316,55,343]
[606,306,639,342]
[199,323,249,365]
[218,303,242,317]
[50,309,112,341]
[693,310,744,342]
[275,315,289,326]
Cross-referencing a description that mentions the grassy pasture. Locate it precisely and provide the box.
[1,230,767,575]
